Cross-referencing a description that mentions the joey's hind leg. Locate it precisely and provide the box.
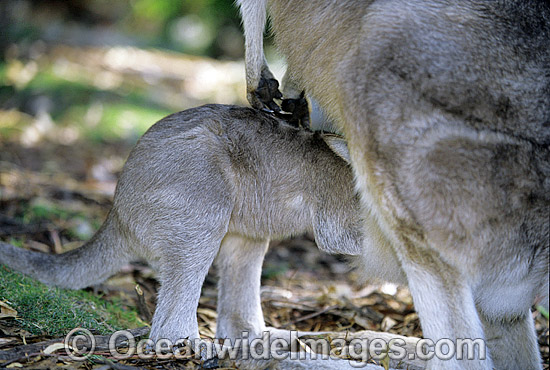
[215,234,269,341]
[149,232,226,344]
[214,236,386,369]
[215,235,318,351]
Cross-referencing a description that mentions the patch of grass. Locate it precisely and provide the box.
[23,198,74,223]
[262,262,290,280]
[19,198,101,240]
[537,305,549,320]
[0,63,9,83]
[0,266,143,336]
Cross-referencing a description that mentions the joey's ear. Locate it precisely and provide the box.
[323,135,351,164]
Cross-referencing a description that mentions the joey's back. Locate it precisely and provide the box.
[114,105,360,251]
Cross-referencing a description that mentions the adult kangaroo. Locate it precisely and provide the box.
[237,0,550,369]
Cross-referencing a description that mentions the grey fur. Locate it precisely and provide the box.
[0,104,364,349]
[237,0,550,369]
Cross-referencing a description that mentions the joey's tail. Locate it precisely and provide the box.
[0,214,132,289]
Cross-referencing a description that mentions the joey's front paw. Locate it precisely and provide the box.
[249,77,283,112]
[281,91,310,128]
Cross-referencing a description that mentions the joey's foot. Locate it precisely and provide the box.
[263,326,330,351]
[217,326,323,350]
[281,91,310,128]
[252,77,283,112]
[147,330,216,361]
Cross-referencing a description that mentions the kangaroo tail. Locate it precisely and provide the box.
[0,214,131,289]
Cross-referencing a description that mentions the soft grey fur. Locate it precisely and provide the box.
[0,104,363,352]
[237,0,550,369]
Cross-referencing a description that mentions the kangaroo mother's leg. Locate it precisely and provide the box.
[215,234,269,341]
[474,216,547,370]
[236,0,281,111]
[480,310,541,370]
[402,254,492,370]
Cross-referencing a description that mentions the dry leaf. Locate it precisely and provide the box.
[43,342,66,354]
[381,316,398,332]
[0,337,18,347]
[0,301,18,319]
[197,307,217,319]
[6,363,23,368]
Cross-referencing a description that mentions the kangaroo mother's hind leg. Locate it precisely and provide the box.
[402,257,491,370]
[480,310,541,370]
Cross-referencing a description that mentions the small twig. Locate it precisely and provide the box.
[93,357,146,370]
[0,352,58,367]
[134,284,152,323]
[49,228,63,254]
[0,327,150,362]
[281,304,339,328]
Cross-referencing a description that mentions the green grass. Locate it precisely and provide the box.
[60,101,169,143]
[0,265,144,336]
[23,199,76,223]
[537,305,549,320]
[20,198,101,240]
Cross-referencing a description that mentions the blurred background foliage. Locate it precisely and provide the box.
[1,0,247,59]
[0,0,282,148]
